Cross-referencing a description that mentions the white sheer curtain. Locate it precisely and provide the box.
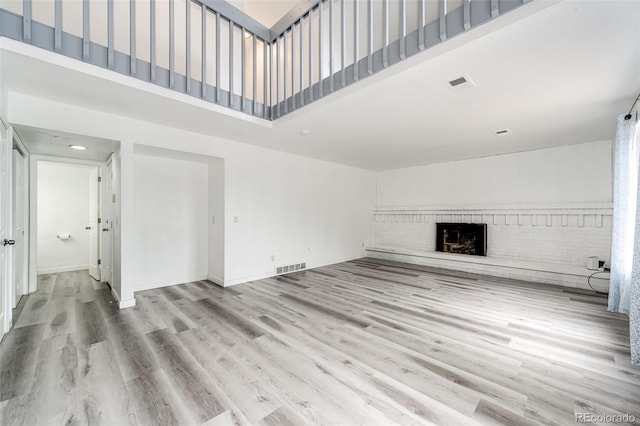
[609,111,640,365]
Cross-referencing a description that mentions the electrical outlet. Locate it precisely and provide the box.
[234,216,238,223]
[271,255,275,262]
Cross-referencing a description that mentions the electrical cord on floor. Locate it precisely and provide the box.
[587,270,610,295]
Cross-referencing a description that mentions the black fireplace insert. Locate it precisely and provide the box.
[436,223,487,256]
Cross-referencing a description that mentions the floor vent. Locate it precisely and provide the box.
[276,262,307,275]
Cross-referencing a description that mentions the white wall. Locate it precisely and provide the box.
[37,161,93,274]
[110,149,123,300]
[224,151,374,285]
[9,93,376,305]
[133,151,209,290]
[377,141,613,207]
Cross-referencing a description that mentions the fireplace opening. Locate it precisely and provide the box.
[436,223,487,256]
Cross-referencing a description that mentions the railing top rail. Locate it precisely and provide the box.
[200,0,271,40]
[269,0,322,41]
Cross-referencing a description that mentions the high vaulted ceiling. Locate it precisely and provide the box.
[2,0,639,170]
[233,0,304,27]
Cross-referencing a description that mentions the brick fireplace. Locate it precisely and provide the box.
[436,223,487,256]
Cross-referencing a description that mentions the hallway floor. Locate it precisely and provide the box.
[0,260,639,425]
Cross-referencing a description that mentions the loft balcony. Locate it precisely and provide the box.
[0,0,532,121]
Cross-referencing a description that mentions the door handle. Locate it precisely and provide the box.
[102,228,109,232]
[85,226,91,230]
[3,239,15,246]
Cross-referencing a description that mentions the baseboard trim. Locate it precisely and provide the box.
[366,247,610,292]
[38,265,90,274]
[223,272,274,287]
[222,254,368,287]
[206,274,224,287]
[134,275,208,292]
[98,280,135,309]
[118,298,136,309]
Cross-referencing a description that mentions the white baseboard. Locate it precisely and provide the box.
[119,298,136,309]
[133,275,208,292]
[106,286,135,309]
[38,264,90,274]
[222,271,274,287]
[222,254,367,287]
[366,246,610,292]
[206,274,224,287]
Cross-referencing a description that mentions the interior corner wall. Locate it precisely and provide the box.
[7,94,376,300]
[371,141,614,288]
[133,151,209,291]
[36,161,92,274]
[222,152,375,285]
[208,157,224,284]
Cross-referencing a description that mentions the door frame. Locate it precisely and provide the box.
[1,119,10,336]
[100,155,115,286]
[29,155,105,292]
[11,130,29,306]
[88,167,101,281]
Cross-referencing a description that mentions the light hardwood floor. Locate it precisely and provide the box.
[1,258,639,425]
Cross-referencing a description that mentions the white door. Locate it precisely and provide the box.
[0,123,6,337]
[88,168,100,281]
[101,159,114,285]
[13,149,25,307]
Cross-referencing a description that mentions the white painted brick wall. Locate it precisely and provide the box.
[373,207,612,268]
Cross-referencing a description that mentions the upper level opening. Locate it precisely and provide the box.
[0,0,532,121]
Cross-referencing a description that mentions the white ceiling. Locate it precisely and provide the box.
[14,125,119,162]
[240,0,304,27]
[2,0,639,171]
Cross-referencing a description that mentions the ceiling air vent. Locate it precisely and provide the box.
[448,77,467,87]
[447,74,476,91]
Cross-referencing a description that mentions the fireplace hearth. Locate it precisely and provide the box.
[436,223,487,256]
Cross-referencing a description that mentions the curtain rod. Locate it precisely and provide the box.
[625,93,640,120]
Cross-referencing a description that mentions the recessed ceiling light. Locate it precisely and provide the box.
[298,130,310,136]
[70,145,87,150]
[495,129,510,135]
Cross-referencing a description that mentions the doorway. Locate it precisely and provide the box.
[0,125,121,339]
[36,161,101,279]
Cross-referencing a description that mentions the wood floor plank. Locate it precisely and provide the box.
[127,368,197,426]
[145,328,228,423]
[0,324,45,401]
[103,309,159,382]
[0,263,638,425]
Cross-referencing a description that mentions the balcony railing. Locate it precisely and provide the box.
[0,0,532,121]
